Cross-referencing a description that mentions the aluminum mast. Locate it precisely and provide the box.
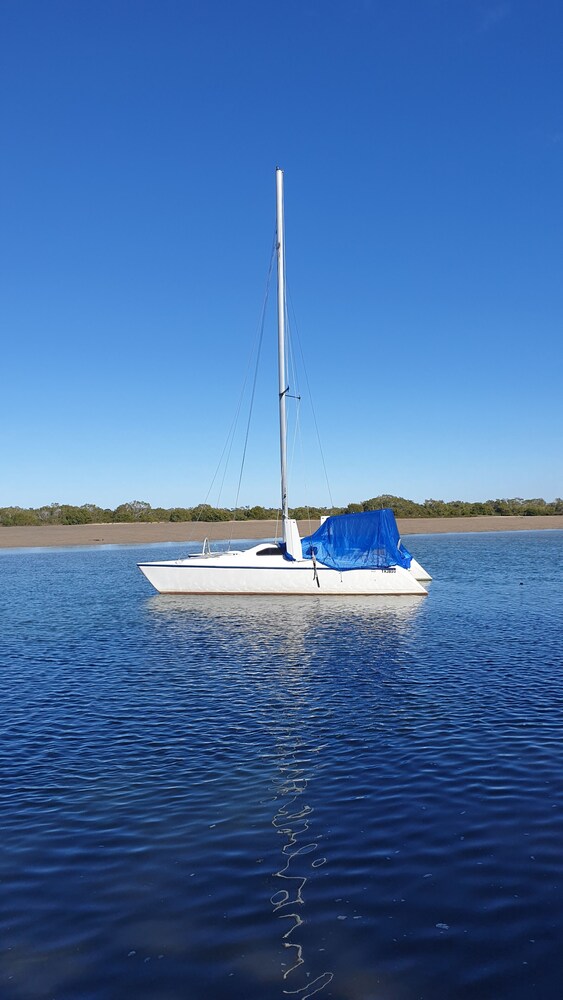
[275,167,289,524]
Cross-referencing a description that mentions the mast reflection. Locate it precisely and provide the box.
[145,593,424,995]
[270,732,333,997]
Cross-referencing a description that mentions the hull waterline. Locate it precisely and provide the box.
[138,546,428,596]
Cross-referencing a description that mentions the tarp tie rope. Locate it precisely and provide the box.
[311,550,320,588]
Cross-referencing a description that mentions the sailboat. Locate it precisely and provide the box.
[138,169,431,596]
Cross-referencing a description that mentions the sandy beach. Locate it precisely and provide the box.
[1,515,562,549]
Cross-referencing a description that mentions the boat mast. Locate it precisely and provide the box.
[275,167,289,523]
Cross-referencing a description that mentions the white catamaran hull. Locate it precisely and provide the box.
[138,545,428,595]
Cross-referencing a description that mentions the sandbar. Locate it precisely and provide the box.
[1,515,562,549]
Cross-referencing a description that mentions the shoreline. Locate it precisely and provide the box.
[1,515,562,549]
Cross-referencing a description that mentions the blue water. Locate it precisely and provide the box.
[1,531,563,1000]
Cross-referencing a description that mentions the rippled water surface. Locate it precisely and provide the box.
[2,531,563,999]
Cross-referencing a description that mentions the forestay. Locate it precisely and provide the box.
[301,509,412,571]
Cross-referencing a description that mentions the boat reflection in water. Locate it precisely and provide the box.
[146,592,424,634]
[145,594,425,997]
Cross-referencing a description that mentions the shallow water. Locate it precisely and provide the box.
[1,531,563,999]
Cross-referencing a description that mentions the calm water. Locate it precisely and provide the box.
[1,531,563,1000]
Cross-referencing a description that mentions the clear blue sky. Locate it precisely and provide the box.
[1,0,561,509]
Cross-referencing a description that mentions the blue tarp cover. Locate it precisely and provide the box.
[301,509,412,571]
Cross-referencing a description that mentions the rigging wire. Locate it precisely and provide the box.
[229,230,277,541]
[284,302,309,527]
[285,307,316,536]
[197,232,276,515]
[287,287,335,513]
[204,393,244,510]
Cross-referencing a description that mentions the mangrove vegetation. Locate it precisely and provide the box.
[1,495,562,527]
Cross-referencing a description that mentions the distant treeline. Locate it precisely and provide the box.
[1,496,562,527]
